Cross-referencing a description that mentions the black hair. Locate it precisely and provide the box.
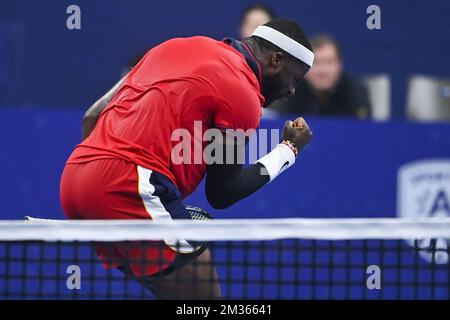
[240,4,276,26]
[251,18,312,67]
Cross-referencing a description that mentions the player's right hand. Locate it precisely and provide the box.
[281,117,313,151]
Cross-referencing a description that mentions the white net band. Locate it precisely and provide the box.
[0,218,449,241]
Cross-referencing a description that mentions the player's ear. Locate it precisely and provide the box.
[270,52,284,71]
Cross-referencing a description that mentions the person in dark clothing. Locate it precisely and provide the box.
[270,34,371,118]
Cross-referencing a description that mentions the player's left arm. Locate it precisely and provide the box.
[205,117,312,209]
[82,76,126,140]
[205,150,268,210]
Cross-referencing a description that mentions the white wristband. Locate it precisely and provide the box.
[256,143,296,182]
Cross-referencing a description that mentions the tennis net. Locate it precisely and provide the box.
[0,218,449,300]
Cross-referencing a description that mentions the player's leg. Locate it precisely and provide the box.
[129,248,221,299]
[62,160,219,298]
[116,169,220,299]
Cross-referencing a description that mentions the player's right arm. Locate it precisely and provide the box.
[205,117,312,209]
[82,76,126,140]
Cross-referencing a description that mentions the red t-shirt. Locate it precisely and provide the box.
[67,36,265,198]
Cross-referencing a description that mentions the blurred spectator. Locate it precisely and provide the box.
[239,4,276,38]
[271,34,371,119]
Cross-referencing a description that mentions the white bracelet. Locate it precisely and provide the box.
[256,143,296,182]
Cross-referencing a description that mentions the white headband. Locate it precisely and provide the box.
[251,25,314,67]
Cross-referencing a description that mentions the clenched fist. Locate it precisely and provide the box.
[281,117,313,151]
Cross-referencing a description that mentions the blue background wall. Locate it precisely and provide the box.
[1,0,450,116]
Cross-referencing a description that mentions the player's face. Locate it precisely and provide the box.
[262,55,308,107]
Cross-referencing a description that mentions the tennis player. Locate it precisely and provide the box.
[60,18,314,299]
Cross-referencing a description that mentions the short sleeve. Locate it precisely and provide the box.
[212,86,262,134]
